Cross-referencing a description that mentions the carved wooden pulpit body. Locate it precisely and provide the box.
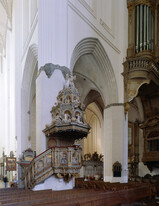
[43,73,90,145]
[42,73,90,180]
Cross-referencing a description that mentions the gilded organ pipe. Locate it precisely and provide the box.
[151,13,154,50]
[149,9,152,50]
[135,4,154,53]
[140,4,143,51]
[147,6,149,50]
[144,5,147,50]
[136,5,139,52]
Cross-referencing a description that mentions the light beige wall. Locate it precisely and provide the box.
[84,103,103,155]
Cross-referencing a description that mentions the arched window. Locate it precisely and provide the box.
[113,161,122,177]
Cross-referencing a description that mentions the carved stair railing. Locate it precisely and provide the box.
[23,146,82,189]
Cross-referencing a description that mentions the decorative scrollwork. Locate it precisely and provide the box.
[84,152,103,162]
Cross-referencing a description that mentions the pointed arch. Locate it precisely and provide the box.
[21,44,38,151]
[22,44,38,92]
[70,37,118,105]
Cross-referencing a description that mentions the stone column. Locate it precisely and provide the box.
[103,104,128,183]
[14,0,23,158]
[38,0,68,67]
[37,0,68,155]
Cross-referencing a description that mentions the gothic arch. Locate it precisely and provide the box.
[21,44,38,151]
[70,37,118,106]
[22,44,38,93]
[84,102,103,155]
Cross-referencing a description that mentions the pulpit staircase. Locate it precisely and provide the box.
[22,146,82,189]
[22,73,90,190]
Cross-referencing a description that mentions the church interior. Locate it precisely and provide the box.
[0,0,159,205]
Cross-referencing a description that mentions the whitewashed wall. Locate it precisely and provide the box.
[67,0,128,102]
[36,0,128,182]
[15,0,38,158]
[0,1,16,158]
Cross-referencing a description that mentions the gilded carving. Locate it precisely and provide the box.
[127,79,150,102]
[24,145,83,188]
[127,0,155,8]
[23,74,90,189]
[124,102,130,118]
[43,73,90,140]
[127,1,134,24]
[123,57,159,108]
[140,116,159,171]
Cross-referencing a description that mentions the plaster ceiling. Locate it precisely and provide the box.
[73,53,108,107]
[84,90,104,114]
[71,37,118,106]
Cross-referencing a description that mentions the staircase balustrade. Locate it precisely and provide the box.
[22,146,82,189]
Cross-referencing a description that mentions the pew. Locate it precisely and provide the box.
[0,179,157,206]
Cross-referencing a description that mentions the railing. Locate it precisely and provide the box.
[124,58,159,75]
[142,151,159,162]
[23,146,82,189]
[129,59,149,69]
